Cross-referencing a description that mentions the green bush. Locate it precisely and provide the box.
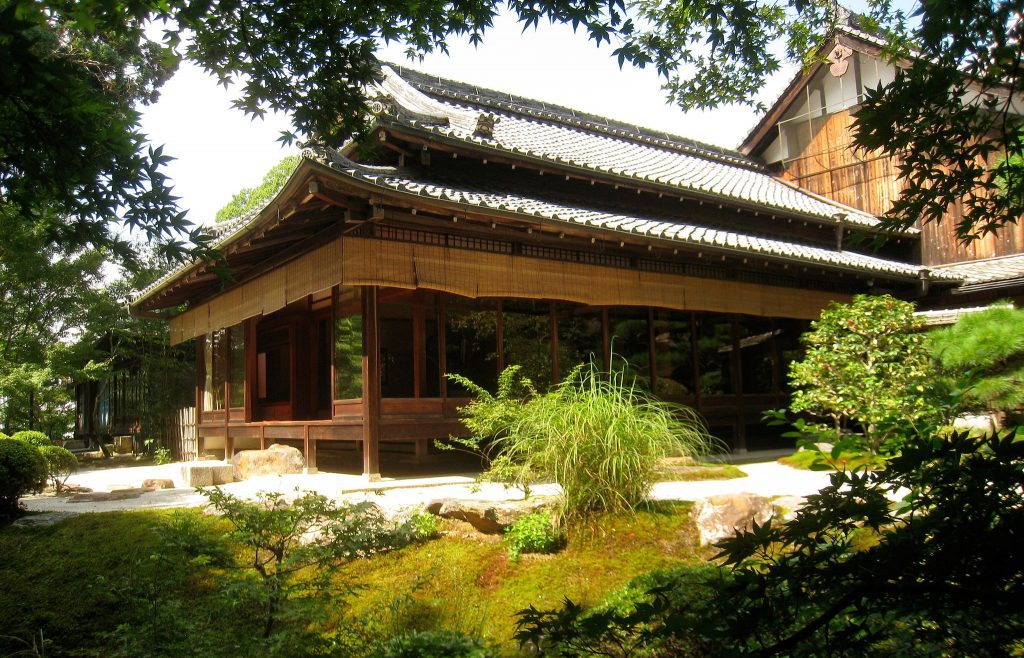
[376,630,493,658]
[449,360,719,519]
[787,294,949,454]
[0,438,47,519]
[11,430,53,448]
[409,510,439,540]
[928,303,1024,421]
[0,432,8,441]
[39,445,78,492]
[505,511,563,560]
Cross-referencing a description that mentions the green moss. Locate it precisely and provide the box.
[779,449,885,471]
[0,503,708,656]
[655,458,746,481]
[334,502,705,652]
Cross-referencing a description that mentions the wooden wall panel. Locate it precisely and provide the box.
[169,235,847,344]
[781,108,1024,267]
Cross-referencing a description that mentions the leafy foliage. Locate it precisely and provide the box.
[375,630,494,658]
[38,445,78,492]
[0,438,46,520]
[5,0,1019,263]
[201,487,416,644]
[853,0,1024,240]
[928,304,1024,420]
[215,155,300,223]
[787,295,947,454]
[504,511,563,560]
[449,360,717,519]
[517,431,1024,656]
[10,430,52,448]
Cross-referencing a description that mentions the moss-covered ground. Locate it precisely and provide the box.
[0,502,707,656]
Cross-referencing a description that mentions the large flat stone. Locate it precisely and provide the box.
[181,463,235,487]
[232,444,306,480]
[693,493,774,546]
[426,497,551,534]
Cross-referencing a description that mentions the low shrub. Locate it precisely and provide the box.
[409,510,439,540]
[153,446,173,465]
[0,438,47,519]
[449,359,719,519]
[39,445,78,492]
[505,511,563,560]
[376,630,494,658]
[11,430,52,448]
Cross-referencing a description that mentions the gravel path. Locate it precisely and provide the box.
[19,460,834,521]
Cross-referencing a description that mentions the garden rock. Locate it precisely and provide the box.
[771,495,807,523]
[142,478,175,490]
[693,493,774,546]
[69,488,147,502]
[232,444,305,480]
[181,462,235,487]
[425,497,551,534]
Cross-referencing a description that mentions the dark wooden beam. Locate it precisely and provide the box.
[361,286,381,479]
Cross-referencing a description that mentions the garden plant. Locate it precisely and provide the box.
[446,358,718,519]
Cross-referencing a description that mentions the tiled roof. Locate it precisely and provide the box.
[309,148,953,282]
[915,303,1013,327]
[375,66,886,230]
[934,255,1024,286]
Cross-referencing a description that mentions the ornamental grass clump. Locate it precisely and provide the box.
[449,358,718,519]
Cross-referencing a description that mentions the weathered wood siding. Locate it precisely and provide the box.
[779,109,903,219]
[780,108,1024,266]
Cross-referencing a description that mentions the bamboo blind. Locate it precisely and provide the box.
[168,235,847,344]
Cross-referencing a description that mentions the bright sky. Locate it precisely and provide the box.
[138,13,797,227]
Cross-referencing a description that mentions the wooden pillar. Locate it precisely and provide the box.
[690,313,702,410]
[438,295,448,400]
[245,318,257,423]
[304,424,317,473]
[495,300,504,373]
[413,291,426,398]
[549,302,560,384]
[731,316,747,453]
[361,286,381,479]
[647,307,658,395]
[601,307,610,372]
[195,337,206,459]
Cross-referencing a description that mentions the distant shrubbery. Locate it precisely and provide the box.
[10,430,53,448]
[39,445,77,492]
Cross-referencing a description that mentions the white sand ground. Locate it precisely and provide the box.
[20,460,834,518]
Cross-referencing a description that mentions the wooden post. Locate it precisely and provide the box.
[224,331,233,461]
[731,316,747,453]
[245,318,256,423]
[195,337,206,459]
[362,286,381,479]
[647,307,658,395]
[549,302,559,384]
[690,313,702,410]
[495,300,504,374]
[304,424,317,473]
[601,307,610,372]
[438,295,448,400]
[413,291,426,398]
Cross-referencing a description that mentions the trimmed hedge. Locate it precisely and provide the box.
[39,445,78,492]
[11,430,52,447]
[0,439,47,520]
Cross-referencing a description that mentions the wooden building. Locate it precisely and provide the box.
[740,13,1024,308]
[130,66,953,476]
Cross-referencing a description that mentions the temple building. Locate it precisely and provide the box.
[130,65,956,476]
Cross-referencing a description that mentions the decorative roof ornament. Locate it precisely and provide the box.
[828,41,854,77]
[474,113,500,139]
